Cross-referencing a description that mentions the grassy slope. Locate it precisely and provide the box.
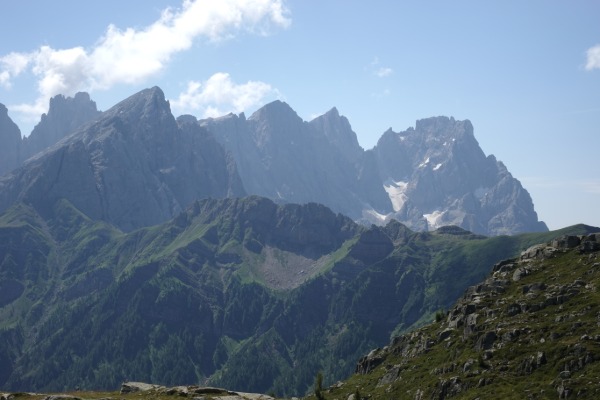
[315,238,600,399]
[1,197,598,397]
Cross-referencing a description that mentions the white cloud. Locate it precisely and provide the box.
[0,0,290,119]
[171,72,278,117]
[585,44,600,71]
[376,67,393,78]
[0,51,31,89]
[0,71,9,89]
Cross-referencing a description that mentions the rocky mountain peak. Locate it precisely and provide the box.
[176,114,199,125]
[0,103,22,176]
[85,86,178,147]
[0,103,20,135]
[409,116,473,145]
[0,86,246,232]
[0,87,547,236]
[365,116,546,235]
[415,115,461,132]
[314,106,343,121]
[248,100,303,135]
[47,91,92,109]
[0,103,9,117]
[23,91,100,160]
[309,106,364,163]
[30,91,100,134]
[104,86,170,122]
[250,99,297,119]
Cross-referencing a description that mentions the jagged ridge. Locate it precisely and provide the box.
[0,87,245,231]
[1,87,547,235]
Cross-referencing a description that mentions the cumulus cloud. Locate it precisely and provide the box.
[0,0,290,118]
[171,73,278,117]
[0,52,31,89]
[585,44,600,71]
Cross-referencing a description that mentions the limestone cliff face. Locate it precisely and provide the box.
[203,106,547,236]
[0,92,100,177]
[202,101,371,219]
[1,88,547,236]
[0,104,22,177]
[369,116,548,235]
[0,87,245,231]
[22,92,101,159]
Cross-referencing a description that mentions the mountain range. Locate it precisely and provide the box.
[0,87,546,236]
[0,87,561,396]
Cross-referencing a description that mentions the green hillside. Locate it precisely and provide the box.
[0,196,597,397]
[313,233,600,399]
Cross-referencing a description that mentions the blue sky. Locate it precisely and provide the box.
[1,0,599,230]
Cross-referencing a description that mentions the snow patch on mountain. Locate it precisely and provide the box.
[418,157,430,168]
[363,208,389,223]
[424,210,445,230]
[383,179,408,212]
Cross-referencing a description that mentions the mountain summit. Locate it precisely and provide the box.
[0,87,245,231]
[24,91,101,157]
[371,116,547,234]
[0,92,99,176]
[0,88,546,235]
[201,105,547,235]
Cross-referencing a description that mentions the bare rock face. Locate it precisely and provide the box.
[0,87,245,231]
[0,93,99,177]
[202,101,371,220]
[0,104,22,177]
[1,88,547,236]
[23,92,101,158]
[204,106,546,236]
[370,116,547,235]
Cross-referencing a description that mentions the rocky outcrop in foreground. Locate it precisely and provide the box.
[120,381,275,399]
[330,234,600,399]
[0,382,275,400]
